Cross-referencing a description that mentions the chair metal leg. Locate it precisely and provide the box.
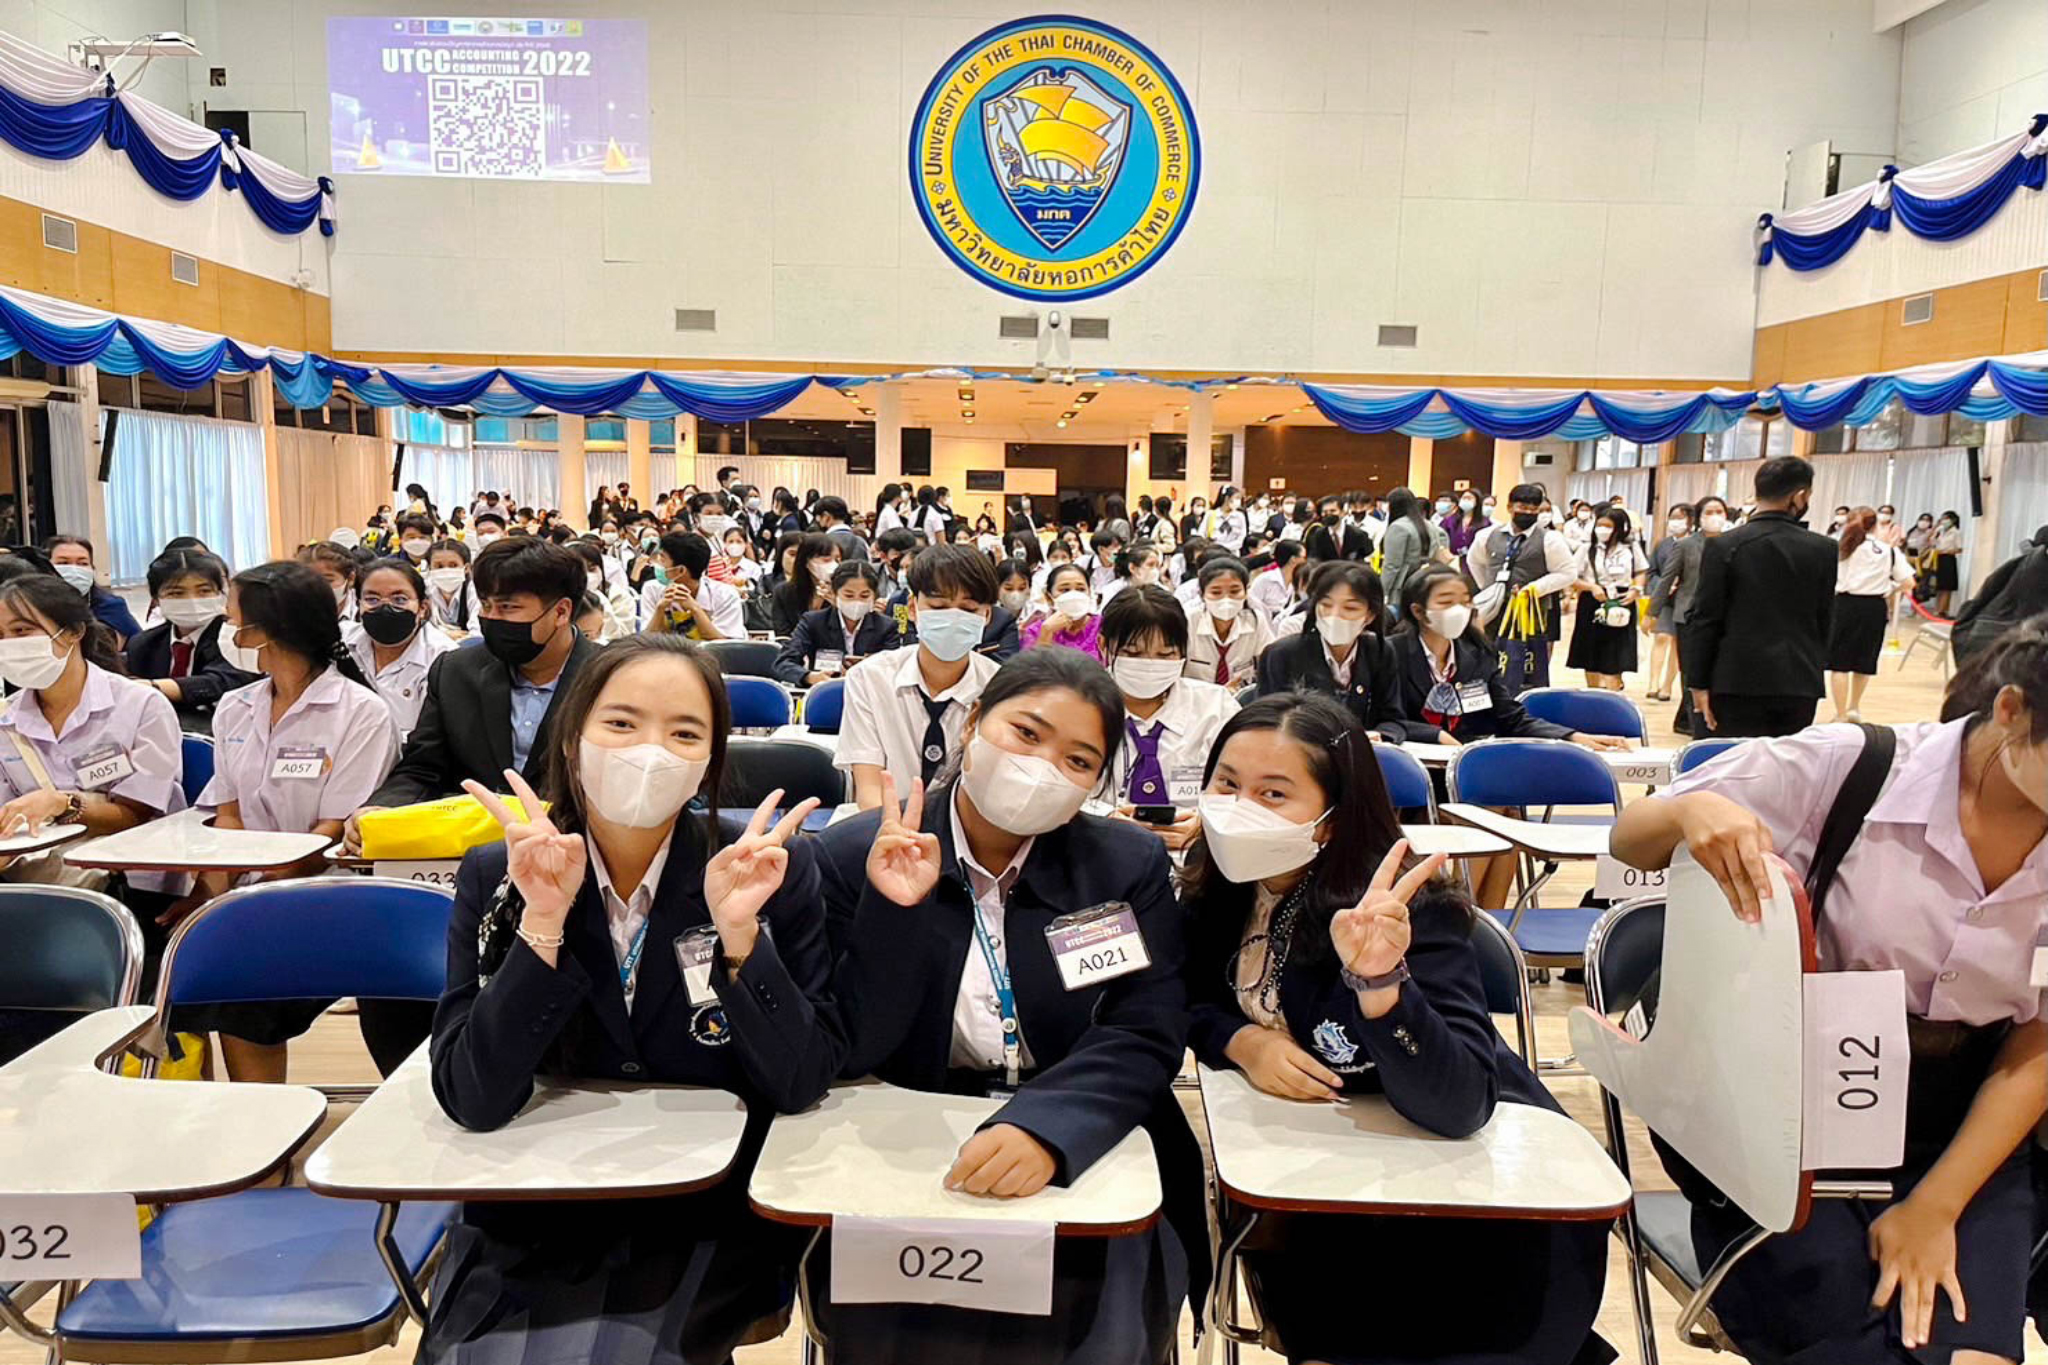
[1676,1221,1772,1345]
[42,1281,74,1365]
[375,1202,431,1326]
[795,1227,828,1362]
[0,1285,56,1350]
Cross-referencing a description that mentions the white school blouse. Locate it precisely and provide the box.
[1106,679,1240,805]
[1836,539,1917,597]
[201,669,399,835]
[343,619,460,740]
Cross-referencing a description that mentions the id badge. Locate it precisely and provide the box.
[75,744,134,791]
[1455,680,1492,712]
[1045,902,1150,992]
[1167,765,1204,807]
[674,927,720,1007]
[269,745,329,780]
[814,650,845,676]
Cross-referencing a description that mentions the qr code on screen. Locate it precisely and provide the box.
[427,76,545,177]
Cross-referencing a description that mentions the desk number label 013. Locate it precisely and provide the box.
[0,1195,140,1278]
[831,1215,1054,1316]
[1801,969,1909,1171]
[1594,855,1667,901]
[1045,903,1150,992]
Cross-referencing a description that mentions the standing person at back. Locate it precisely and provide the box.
[1376,486,1447,617]
[1464,483,1575,692]
[1680,455,1835,739]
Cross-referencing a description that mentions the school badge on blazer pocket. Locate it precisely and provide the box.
[1312,1019,1371,1073]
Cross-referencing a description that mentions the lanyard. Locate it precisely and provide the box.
[619,917,650,998]
[968,893,1022,1089]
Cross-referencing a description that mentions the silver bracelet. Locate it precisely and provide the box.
[516,927,566,950]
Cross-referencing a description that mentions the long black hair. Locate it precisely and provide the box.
[1386,486,1431,542]
[1179,692,1466,968]
[230,561,374,690]
[1940,613,2048,740]
[937,647,1124,793]
[775,533,839,625]
[0,571,123,674]
[1397,561,1489,648]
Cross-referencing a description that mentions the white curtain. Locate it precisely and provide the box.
[1889,447,1977,587]
[1995,443,2048,565]
[1658,464,1722,522]
[1709,459,1764,506]
[1566,470,1609,506]
[586,450,629,502]
[45,401,92,544]
[106,410,269,583]
[1807,450,1892,524]
[403,443,476,520]
[1607,469,1651,517]
[689,454,885,513]
[472,446,562,514]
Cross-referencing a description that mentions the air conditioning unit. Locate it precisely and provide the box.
[1525,451,1555,466]
[41,214,76,253]
[2037,269,2046,303]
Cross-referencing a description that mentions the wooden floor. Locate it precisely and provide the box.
[10,625,2038,1365]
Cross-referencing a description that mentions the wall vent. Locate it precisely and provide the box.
[170,251,200,285]
[1900,293,1934,326]
[1070,316,1109,340]
[2038,269,2047,303]
[673,308,716,332]
[998,315,1039,339]
[1525,451,1555,467]
[1377,323,1419,347]
[41,214,76,253]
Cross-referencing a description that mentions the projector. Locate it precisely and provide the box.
[75,33,203,61]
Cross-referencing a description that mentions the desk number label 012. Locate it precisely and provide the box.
[1594,855,1667,900]
[831,1215,1054,1316]
[1045,902,1150,992]
[1801,969,1909,1171]
[0,1195,140,1279]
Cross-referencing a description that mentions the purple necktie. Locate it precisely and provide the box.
[1126,719,1166,805]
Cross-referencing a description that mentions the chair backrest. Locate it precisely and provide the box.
[1446,737,1621,812]
[1583,895,1666,1018]
[1469,910,1535,1068]
[179,733,215,804]
[1519,687,1647,742]
[0,886,143,1011]
[1372,742,1434,815]
[456,633,485,648]
[1232,682,1258,707]
[801,677,847,734]
[723,737,846,811]
[726,676,795,729]
[1674,737,1744,776]
[158,877,455,1010]
[705,638,782,679]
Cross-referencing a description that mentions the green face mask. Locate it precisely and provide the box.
[653,566,671,585]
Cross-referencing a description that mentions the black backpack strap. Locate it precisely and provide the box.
[1804,722,1897,930]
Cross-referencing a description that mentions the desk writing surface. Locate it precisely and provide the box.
[1198,1065,1630,1219]
[1397,741,1455,768]
[1400,823,1513,859]
[749,1084,1161,1236]
[65,813,332,873]
[306,1047,750,1201]
[0,1011,324,1202]
[1439,804,1612,858]
[0,822,86,857]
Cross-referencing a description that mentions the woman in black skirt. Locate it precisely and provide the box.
[1565,506,1647,689]
[1183,692,1613,1365]
[1932,510,1966,617]
[1828,506,1915,722]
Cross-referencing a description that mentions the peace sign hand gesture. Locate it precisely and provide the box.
[463,769,586,934]
[866,772,941,907]
[704,789,820,955]
[1329,839,1447,982]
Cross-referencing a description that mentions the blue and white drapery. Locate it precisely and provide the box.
[1757,116,2048,271]
[103,409,270,583]
[0,31,333,237]
[1303,384,1758,442]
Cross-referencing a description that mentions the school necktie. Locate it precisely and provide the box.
[169,639,193,679]
[1125,719,1166,805]
[919,694,950,785]
[1214,648,1230,685]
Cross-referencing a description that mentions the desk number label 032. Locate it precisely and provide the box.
[1801,969,1909,1171]
[831,1215,1054,1316]
[1594,855,1667,900]
[1045,903,1150,991]
[0,1195,140,1279]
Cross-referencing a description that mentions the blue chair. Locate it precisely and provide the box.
[54,878,459,1361]
[456,634,485,648]
[1469,909,1535,1069]
[724,737,846,833]
[1519,687,1648,743]
[705,638,782,679]
[178,734,215,805]
[800,678,846,735]
[1675,737,1745,776]
[1373,742,1434,817]
[727,677,795,730]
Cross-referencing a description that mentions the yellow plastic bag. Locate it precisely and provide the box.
[120,1032,207,1229]
[358,793,535,861]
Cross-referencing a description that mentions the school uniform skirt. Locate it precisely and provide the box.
[1566,594,1637,675]
[1933,552,1960,592]
[1826,593,1890,675]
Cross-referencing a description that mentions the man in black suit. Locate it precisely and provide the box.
[1681,455,1836,739]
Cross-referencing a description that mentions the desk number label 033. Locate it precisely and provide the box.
[371,860,460,888]
[0,1195,140,1279]
[1801,969,1909,1171]
[1045,903,1150,992]
[1594,855,1667,900]
[831,1215,1055,1316]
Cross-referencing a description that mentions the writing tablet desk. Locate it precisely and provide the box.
[65,809,333,876]
[0,822,86,859]
[1399,822,1513,861]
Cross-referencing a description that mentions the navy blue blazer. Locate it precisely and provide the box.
[772,606,898,686]
[431,827,847,1132]
[1254,629,1408,742]
[1387,630,1573,744]
[1186,880,1555,1137]
[123,616,258,719]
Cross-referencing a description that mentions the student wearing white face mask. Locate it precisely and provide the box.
[1022,563,1104,662]
[816,647,1200,1365]
[1565,506,1648,691]
[1180,693,1612,1365]
[1642,504,1693,702]
[423,539,481,636]
[125,547,258,731]
[46,534,141,644]
[1101,586,1238,853]
[1255,561,1409,741]
[774,561,893,687]
[297,540,361,622]
[568,541,638,642]
[1096,543,1162,610]
[1184,557,1270,688]
[429,634,843,1365]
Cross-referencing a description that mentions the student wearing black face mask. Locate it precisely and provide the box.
[343,557,458,741]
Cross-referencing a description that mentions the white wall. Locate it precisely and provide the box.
[1896,0,2048,165]
[161,0,1902,381]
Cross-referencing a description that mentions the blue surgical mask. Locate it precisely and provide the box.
[916,607,986,662]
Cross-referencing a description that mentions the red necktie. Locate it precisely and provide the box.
[1214,650,1230,685]
[169,639,193,679]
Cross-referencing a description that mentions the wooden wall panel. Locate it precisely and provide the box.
[1779,303,1885,384]
[109,234,221,333]
[1757,264,2048,386]
[2002,268,2047,354]
[1750,324,1788,389]
[1878,276,2009,370]
[303,291,332,356]
[217,270,305,352]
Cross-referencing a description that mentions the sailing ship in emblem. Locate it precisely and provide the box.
[982,67,1132,251]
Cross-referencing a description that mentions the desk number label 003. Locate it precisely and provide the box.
[1801,969,1909,1171]
[0,1195,140,1279]
[831,1215,1054,1316]
[1594,856,1667,901]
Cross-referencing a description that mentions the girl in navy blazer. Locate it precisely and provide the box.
[427,634,845,1365]
[1181,692,1612,1365]
[814,648,1199,1365]
[1253,561,1408,741]
[771,560,896,687]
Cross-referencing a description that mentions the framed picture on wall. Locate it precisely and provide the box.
[965,469,1004,492]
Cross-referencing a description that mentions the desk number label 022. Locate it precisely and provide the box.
[1801,969,1909,1171]
[831,1215,1055,1316]
[0,1195,140,1279]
